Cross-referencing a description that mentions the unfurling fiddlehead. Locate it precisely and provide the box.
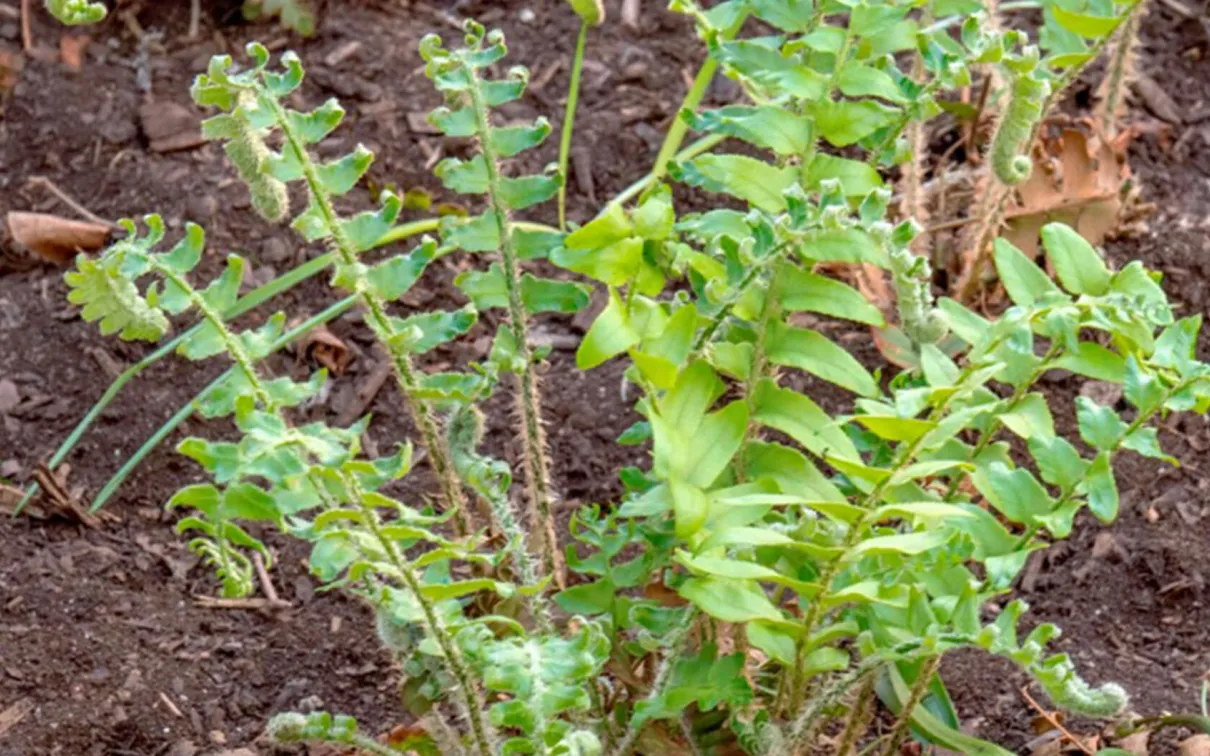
[989,57,1050,185]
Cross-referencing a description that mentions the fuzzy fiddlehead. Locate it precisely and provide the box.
[886,219,948,347]
[192,43,479,533]
[990,58,1050,185]
[267,711,404,756]
[45,0,106,24]
[209,90,291,223]
[424,23,583,580]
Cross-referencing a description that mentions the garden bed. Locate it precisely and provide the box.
[1,0,1209,753]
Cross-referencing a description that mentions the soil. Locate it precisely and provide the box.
[0,1,1208,754]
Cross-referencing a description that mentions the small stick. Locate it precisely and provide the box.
[26,176,117,229]
[193,595,291,610]
[157,691,184,718]
[188,0,200,38]
[19,0,31,52]
[251,552,281,604]
[1020,686,1096,756]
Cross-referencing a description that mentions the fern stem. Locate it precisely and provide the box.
[344,473,496,756]
[458,50,559,579]
[836,675,877,756]
[266,97,474,535]
[557,20,589,230]
[608,612,695,756]
[1098,3,1143,138]
[879,656,941,756]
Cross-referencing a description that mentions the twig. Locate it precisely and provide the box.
[251,551,281,604]
[1021,685,1096,756]
[924,188,1119,234]
[192,595,291,610]
[157,691,184,718]
[25,176,117,229]
[19,0,30,52]
[188,0,200,38]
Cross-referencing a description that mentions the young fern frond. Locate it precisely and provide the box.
[191,44,480,533]
[1095,1,1144,137]
[422,23,580,580]
[45,0,106,25]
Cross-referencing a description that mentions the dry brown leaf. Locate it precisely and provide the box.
[0,48,23,96]
[1116,730,1150,755]
[299,326,353,375]
[58,34,88,71]
[0,697,34,737]
[1179,735,1210,756]
[5,211,111,264]
[1002,123,1130,261]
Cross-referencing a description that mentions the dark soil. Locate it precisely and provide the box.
[1,0,1208,754]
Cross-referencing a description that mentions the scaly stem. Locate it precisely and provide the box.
[608,612,696,756]
[344,474,495,756]
[557,20,590,230]
[460,51,559,579]
[1098,3,1143,137]
[836,675,877,756]
[879,656,941,756]
[737,266,783,481]
[268,97,473,534]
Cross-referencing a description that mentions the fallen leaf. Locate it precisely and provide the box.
[1133,75,1183,125]
[1117,729,1150,755]
[1180,735,1210,756]
[6,211,111,265]
[1001,120,1146,261]
[0,48,24,97]
[0,698,33,736]
[299,326,353,375]
[59,34,89,71]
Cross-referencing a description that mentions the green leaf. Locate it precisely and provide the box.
[674,154,797,212]
[441,212,500,252]
[973,462,1053,524]
[712,39,828,100]
[1028,436,1087,492]
[744,442,847,503]
[1053,342,1125,382]
[499,174,561,210]
[387,307,477,354]
[1075,397,1126,451]
[670,478,710,540]
[317,146,373,196]
[489,119,551,158]
[767,321,880,396]
[554,578,615,615]
[1122,426,1176,464]
[836,63,906,102]
[1051,5,1124,38]
[688,106,815,155]
[999,393,1055,440]
[806,154,885,196]
[45,0,107,24]
[577,290,639,369]
[310,534,358,582]
[751,380,860,461]
[854,414,936,443]
[435,155,489,194]
[363,243,435,301]
[566,0,604,23]
[994,239,1061,306]
[1123,356,1165,414]
[221,482,279,522]
[844,531,951,562]
[779,265,885,326]
[811,99,899,147]
[798,228,887,266]
[564,203,632,249]
[937,298,991,345]
[552,237,644,286]
[1085,452,1118,522]
[1041,223,1111,295]
[66,257,170,341]
[633,187,676,241]
[920,344,960,387]
[678,577,783,623]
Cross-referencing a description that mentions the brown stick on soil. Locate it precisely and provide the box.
[1021,685,1097,755]
[19,0,30,52]
[251,552,282,605]
[193,595,291,611]
[26,176,117,228]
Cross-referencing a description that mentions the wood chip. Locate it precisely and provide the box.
[138,101,205,153]
[571,146,596,203]
[193,595,291,611]
[87,347,125,379]
[300,325,353,376]
[621,0,641,28]
[1133,75,1184,125]
[0,697,34,737]
[58,34,89,71]
[5,211,111,265]
[324,40,361,67]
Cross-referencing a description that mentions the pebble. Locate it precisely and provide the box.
[186,194,218,223]
[261,237,292,265]
[99,116,137,145]
[0,379,19,413]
